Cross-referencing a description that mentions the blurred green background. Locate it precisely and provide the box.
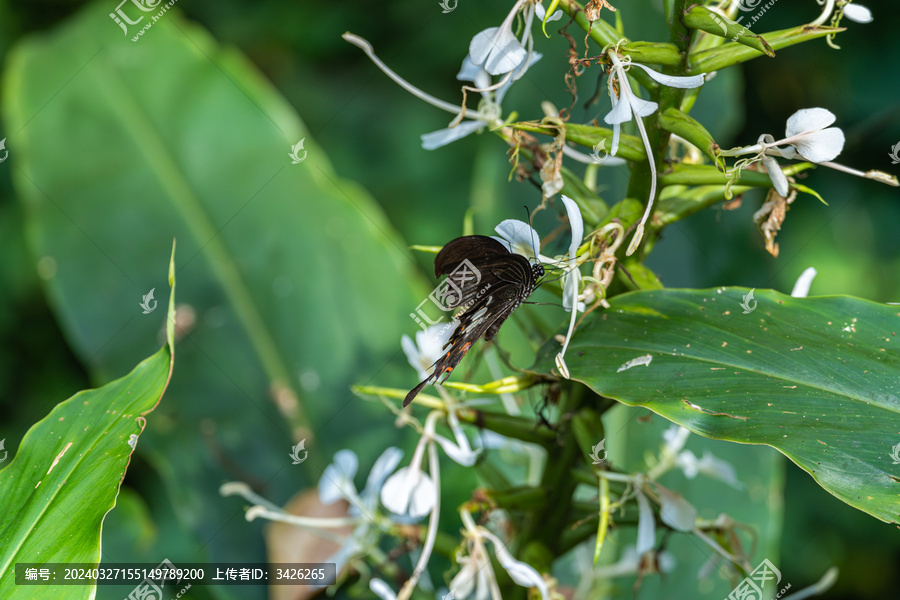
[0,0,897,598]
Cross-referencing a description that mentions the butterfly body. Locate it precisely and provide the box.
[404,235,543,406]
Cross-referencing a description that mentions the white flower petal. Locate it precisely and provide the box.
[766,144,798,160]
[603,92,633,125]
[457,55,491,90]
[416,323,456,366]
[561,268,583,312]
[535,3,563,22]
[492,219,542,258]
[657,487,697,532]
[468,27,528,76]
[630,63,706,89]
[627,93,659,118]
[381,466,436,518]
[663,425,691,454]
[694,451,742,488]
[319,449,359,504]
[421,120,486,150]
[634,486,656,556]
[370,578,398,600]
[496,52,542,105]
[792,127,845,163]
[484,532,550,600]
[842,4,873,23]
[433,433,480,466]
[401,334,426,379]
[560,195,584,262]
[791,267,817,298]
[785,108,836,137]
[363,446,404,502]
[761,155,790,197]
[676,449,701,479]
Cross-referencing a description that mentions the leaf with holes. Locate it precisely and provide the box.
[0,246,175,599]
[535,287,900,523]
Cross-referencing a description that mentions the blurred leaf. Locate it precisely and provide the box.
[0,263,174,599]
[536,288,900,523]
[2,3,424,590]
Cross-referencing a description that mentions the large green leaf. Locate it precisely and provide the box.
[0,249,175,599]
[536,288,900,524]
[2,3,423,591]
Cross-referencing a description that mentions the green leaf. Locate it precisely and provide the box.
[681,6,775,57]
[688,25,844,75]
[0,252,175,599]
[2,4,423,576]
[535,288,900,524]
[658,107,723,166]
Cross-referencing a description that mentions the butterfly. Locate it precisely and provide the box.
[404,235,545,407]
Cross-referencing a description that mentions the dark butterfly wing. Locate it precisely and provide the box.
[404,238,543,407]
[431,236,513,311]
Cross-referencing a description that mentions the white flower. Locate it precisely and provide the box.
[842,3,873,23]
[370,579,398,600]
[343,32,538,152]
[469,26,528,76]
[555,195,585,379]
[791,267,817,298]
[661,425,742,489]
[655,485,697,532]
[772,108,845,164]
[604,51,706,255]
[633,480,656,556]
[448,509,550,600]
[223,447,404,581]
[675,450,743,489]
[491,218,544,260]
[381,465,437,518]
[722,108,848,197]
[318,449,359,505]
[402,323,458,381]
[534,1,563,24]
[422,52,542,150]
[810,0,873,27]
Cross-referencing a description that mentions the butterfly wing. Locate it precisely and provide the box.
[404,239,541,407]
